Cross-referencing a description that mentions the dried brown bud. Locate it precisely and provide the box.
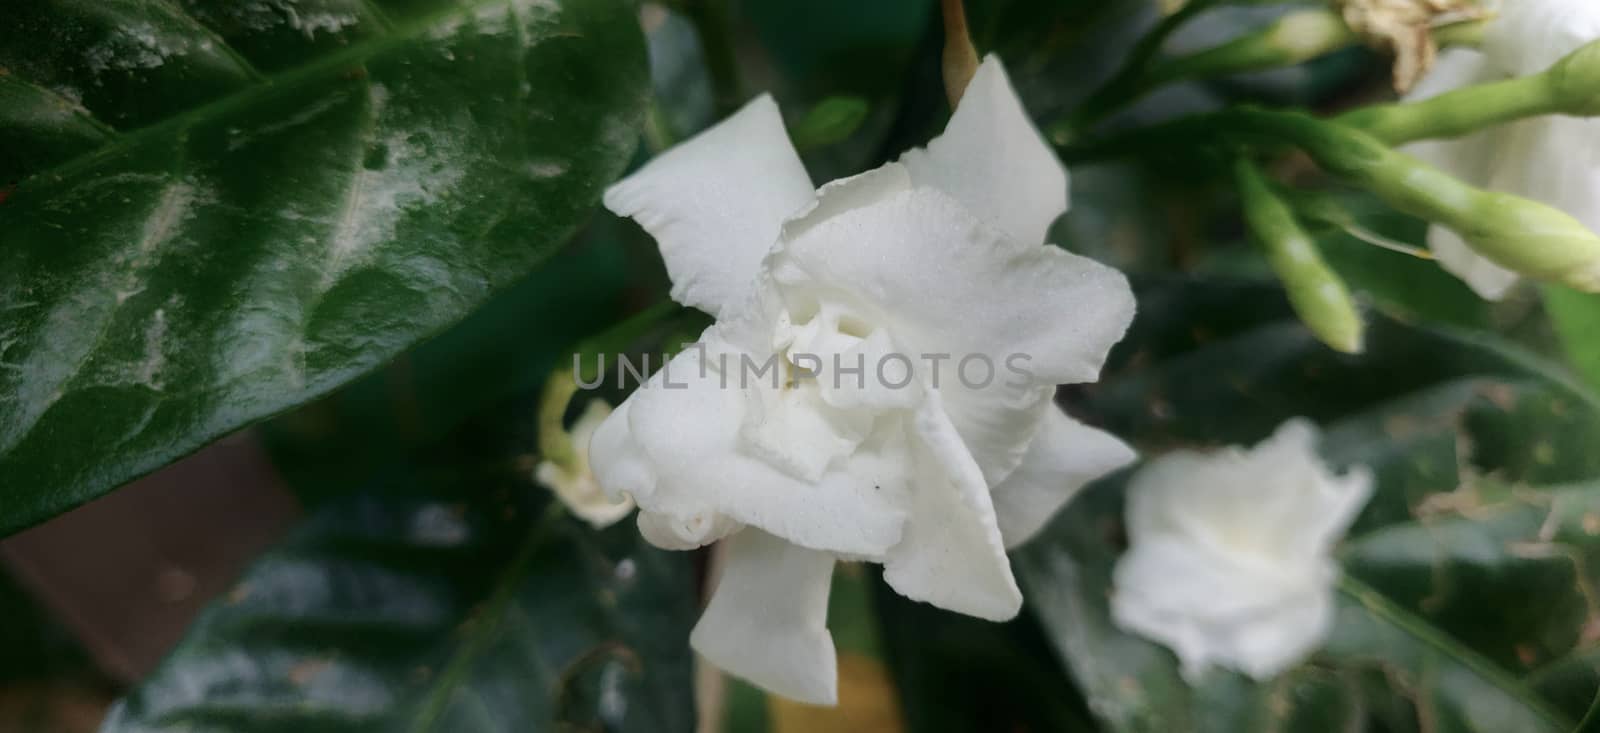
[1335,0,1489,92]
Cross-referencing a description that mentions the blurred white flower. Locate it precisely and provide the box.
[535,400,635,529]
[592,56,1137,704]
[1403,0,1600,300]
[1111,419,1372,681]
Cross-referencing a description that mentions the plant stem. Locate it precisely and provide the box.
[1053,5,1357,144]
[1052,0,1221,142]
[1339,37,1600,145]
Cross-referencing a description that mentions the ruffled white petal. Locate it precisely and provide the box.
[691,529,839,705]
[1112,535,1335,681]
[771,187,1133,387]
[990,406,1137,549]
[1112,419,1371,680]
[769,185,1134,482]
[900,55,1069,246]
[927,381,1053,487]
[589,335,908,557]
[1127,420,1370,563]
[780,162,914,244]
[636,510,740,551]
[603,95,815,318]
[880,395,1022,621]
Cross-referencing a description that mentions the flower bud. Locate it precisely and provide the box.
[1234,160,1365,354]
[1355,150,1600,293]
[1242,110,1600,294]
[1551,39,1600,116]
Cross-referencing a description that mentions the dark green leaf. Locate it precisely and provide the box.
[99,474,698,732]
[258,216,650,506]
[0,0,649,536]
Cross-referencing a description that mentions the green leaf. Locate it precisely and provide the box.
[0,0,649,536]
[1544,285,1600,395]
[1018,277,1600,732]
[99,474,699,732]
[258,216,649,506]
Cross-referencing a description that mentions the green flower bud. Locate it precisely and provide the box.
[1224,109,1600,294]
[1145,10,1357,89]
[1551,39,1600,117]
[1358,150,1600,293]
[1234,160,1366,354]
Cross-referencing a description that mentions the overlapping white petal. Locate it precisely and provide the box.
[880,394,1021,621]
[594,54,1135,704]
[770,182,1133,483]
[1402,1,1600,300]
[691,529,839,705]
[603,95,814,318]
[899,55,1070,247]
[588,338,908,558]
[1111,420,1372,680]
[991,406,1137,549]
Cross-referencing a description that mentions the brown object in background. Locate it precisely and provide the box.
[0,431,302,683]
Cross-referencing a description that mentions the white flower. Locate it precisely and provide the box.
[1111,419,1372,681]
[1403,0,1600,300]
[535,400,635,529]
[590,56,1137,704]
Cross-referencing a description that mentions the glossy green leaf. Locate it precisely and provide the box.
[99,472,698,732]
[1017,277,1600,732]
[0,0,649,536]
[259,215,647,506]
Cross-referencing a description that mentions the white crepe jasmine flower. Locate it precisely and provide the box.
[1403,0,1600,300]
[589,55,1137,704]
[1111,420,1373,681]
[535,400,635,529]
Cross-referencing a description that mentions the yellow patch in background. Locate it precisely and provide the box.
[770,653,904,733]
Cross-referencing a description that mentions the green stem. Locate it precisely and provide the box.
[1139,8,1355,91]
[1339,37,1600,145]
[1069,106,1600,290]
[1054,6,1356,143]
[1052,0,1221,142]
